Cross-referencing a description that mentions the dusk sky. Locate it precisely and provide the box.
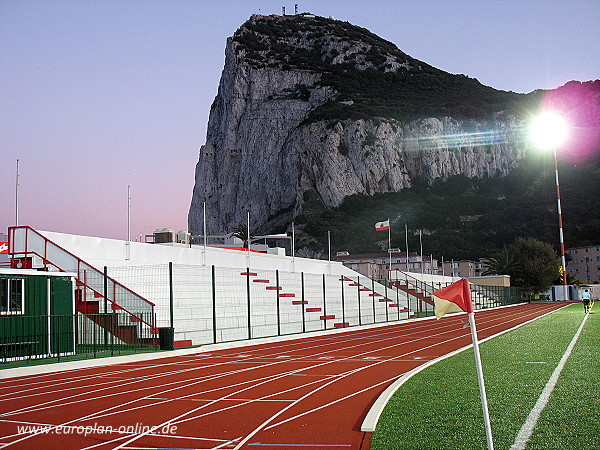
[1,0,599,241]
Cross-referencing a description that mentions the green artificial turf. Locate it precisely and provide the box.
[371,304,599,449]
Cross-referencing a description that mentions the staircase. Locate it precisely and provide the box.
[391,278,433,314]
[8,226,156,345]
[390,271,499,313]
[339,276,412,316]
[241,270,350,329]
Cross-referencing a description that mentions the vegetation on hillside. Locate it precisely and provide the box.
[232,14,537,122]
[292,158,600,265]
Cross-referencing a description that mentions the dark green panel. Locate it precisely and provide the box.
[24,275,47,316]
[1,274,75,358]
[51,277,74,316]
[0,275,48,358]
[50,277,74,354]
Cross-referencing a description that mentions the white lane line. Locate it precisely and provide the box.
[236,309,540,442]
[0,313,440,396]
[146,397,294,403]
[510,313,589,450]
[106,305,559,447]
[361,303,569,432]
[2,304,555,449]
[0,303,530,388]
[105,314,484,448]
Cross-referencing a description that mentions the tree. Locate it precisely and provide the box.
[482,248,522,276]
[231,224,254,249]
[508,237,559,297]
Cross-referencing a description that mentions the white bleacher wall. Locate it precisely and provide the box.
[40,230,359,277]
[38,231,412,346]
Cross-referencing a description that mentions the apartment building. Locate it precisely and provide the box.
[332,250,437,279]
[566,245,600,283]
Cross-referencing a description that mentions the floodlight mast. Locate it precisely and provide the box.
[530,112,569,300]
[553,145,569,299]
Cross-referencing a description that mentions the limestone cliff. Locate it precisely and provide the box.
[188,13,598,239]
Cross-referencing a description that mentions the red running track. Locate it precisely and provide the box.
[0,302,565,449]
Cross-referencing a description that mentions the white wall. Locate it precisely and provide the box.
[39,230,358,277]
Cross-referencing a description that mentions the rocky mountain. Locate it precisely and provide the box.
[188,13,599,256]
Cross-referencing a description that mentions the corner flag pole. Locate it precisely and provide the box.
[468,311,494,450]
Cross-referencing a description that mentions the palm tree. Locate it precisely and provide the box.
[230,223,254,249]
[482,248,521,276]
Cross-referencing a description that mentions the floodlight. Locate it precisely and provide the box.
[529,112,568,150]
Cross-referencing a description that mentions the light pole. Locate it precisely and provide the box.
[530,112,569,300]
[15,159,20,226]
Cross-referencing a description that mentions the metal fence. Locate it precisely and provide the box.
[384,273,523,315]
[1,264,522,365]
[106,264,418,347]
[1,312,158,364]
[108,264,523,348]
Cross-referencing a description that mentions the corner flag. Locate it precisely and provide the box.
[433,278,473,319]
[433,278,494,449]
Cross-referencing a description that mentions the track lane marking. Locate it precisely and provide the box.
[0,303,561,449]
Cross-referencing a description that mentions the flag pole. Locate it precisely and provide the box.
[468,311,494,450]
[291,221,295,272]
[388,221,391,279]
[405,224,409,272]
[419,229,423,276]
[15,159,20,226]
[203,201,207,266]
[247,211,251,268]
[327,230,331,275]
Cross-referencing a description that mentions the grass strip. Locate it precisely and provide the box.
[371,304,599,449]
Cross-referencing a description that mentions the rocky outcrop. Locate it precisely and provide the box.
[188,14,598,238]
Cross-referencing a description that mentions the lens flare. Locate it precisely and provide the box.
[529,112,568,150]
[404,129,519,152]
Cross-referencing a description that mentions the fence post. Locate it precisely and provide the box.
[341,275,345,325]
[276,269,281,336]
[357,276,362,326]
[92,312,96,358]
[371,278,376,324]
[395,281,400,321]
[212,265,217,344]
[168,262,174,332]
[57,316,62,362]
[384,283,389,322]
[246,267,251,339]
[111,307,115,357]
[322,274,327,330]
[138,312,143,348]
[424,281,429,317]
[301,272,306,333]
[103,266,108,349]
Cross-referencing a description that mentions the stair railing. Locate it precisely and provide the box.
[8,226,155,334]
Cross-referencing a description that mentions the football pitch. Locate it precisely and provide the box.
[371,303,599,449]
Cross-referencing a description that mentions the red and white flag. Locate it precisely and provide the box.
[433,278,473,319]
[433,277,494,448]
[374,219,390,231]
